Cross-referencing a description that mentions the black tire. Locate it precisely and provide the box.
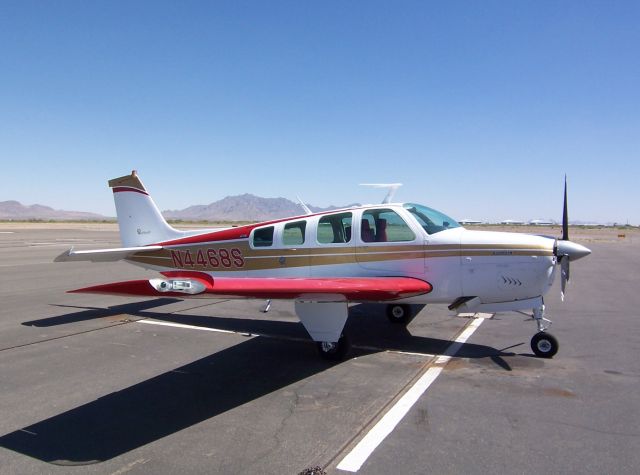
[531,332,559,358]
[386,304,412,324]
[317,334,350,361]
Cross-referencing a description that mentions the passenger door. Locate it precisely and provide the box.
[356,208,424,276]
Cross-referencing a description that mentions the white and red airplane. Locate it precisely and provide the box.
[56,171,591,360]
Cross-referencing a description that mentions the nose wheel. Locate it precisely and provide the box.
[529,303,559,358]
[531,332,559,358]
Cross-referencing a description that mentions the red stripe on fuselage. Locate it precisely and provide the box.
[155,207,363,246]
[157,224,259,246]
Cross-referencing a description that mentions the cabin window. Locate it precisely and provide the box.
[252,226,274,247]
[283,221,306,246]
[361,209,415,242]
[317,212,353,244]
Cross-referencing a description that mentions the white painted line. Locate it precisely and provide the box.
[0,231,15,234]
[0,261,56,268]
[138,318,317,343]
[137,319,257,337]
[385,349,436,358]
[336,317,485,473]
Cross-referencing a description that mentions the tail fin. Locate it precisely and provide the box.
[109,171,184,247]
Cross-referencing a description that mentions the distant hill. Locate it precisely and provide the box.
[0,200,107,221]
[163,193,359,222]
[0,194,358,222]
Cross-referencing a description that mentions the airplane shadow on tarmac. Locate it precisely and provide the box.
[1,301,515,466]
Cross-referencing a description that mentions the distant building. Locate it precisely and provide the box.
[529,219,556,226]
[500,219,525,225]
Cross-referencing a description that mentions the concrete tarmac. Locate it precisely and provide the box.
[0,225,638,474]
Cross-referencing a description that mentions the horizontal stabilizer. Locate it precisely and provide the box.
[55,246,163,263]
[69,274,432,301]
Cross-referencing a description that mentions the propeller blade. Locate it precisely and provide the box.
[562,175,569,241]
[560,255,570,301]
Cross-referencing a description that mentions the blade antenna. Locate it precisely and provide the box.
[562,175,569,241]
[360,183,403,204]
[296,196,312,215]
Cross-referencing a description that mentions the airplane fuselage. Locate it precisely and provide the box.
[124,203,558,307]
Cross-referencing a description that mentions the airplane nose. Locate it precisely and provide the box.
[556,240,591,262]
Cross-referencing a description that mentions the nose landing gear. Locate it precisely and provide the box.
[531,304,559,358]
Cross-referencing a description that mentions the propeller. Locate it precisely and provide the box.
[554,176,591,300]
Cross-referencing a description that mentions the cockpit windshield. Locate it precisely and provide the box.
[403,203,461,235]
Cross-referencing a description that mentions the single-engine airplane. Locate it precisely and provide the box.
[56,171,590,360]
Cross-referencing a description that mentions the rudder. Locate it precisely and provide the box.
[109,171,183,247]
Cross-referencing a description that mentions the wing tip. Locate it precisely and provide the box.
[54,247,74,262]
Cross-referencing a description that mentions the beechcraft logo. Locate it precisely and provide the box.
[137,228,151,235]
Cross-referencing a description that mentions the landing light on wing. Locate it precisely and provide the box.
[151,278,206,294]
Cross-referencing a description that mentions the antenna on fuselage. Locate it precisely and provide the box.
[296,195,312,215]
[359,183,403,204]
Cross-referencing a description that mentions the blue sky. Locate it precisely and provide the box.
[1,1,638,223]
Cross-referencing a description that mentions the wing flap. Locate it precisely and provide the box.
[69,273,432,301]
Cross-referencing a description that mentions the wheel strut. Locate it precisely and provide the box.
[533,304,552,332]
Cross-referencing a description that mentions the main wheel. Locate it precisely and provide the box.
[386,304,412,324]
[531,332,559,358]
[317,334,350,361]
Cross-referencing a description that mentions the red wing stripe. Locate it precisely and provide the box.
[69,276,432,301]
[69,280,166,297]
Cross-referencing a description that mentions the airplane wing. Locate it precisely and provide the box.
[68,271,432,302]
[54,246,163,263]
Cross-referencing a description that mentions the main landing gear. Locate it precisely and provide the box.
[386,304,412,324]
[317,334,350,361]
[530,304,559,358]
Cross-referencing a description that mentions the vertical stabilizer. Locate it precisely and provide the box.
[108,171,183,247]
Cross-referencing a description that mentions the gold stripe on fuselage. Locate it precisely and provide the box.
[127,240,553,272]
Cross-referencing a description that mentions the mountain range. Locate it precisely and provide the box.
[2,196,618,225]
[0,201,106,221]
[0,194,358,222]
[163,193,359,222]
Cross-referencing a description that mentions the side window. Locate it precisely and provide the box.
[283,221,306,246]
[317,212,353,244]
[252,226,274,247]
[361,209,415,243]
